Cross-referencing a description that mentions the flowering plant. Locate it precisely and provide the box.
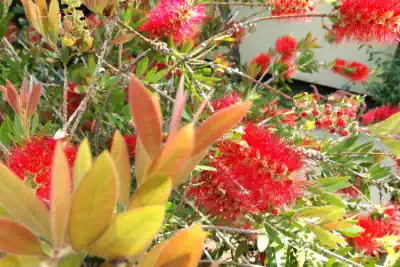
[0,0,399,266]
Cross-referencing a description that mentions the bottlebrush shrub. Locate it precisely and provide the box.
[1,0,400,265]
[0,76,250,266]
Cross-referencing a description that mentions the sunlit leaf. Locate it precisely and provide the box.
[128,75,162,159]
[368,112,400,136]
[135,137,151,185]
[308,224,346,249]
[51,143,71,248]
[73,139,92,190]
[69,152,118,251]
[87,206,165,259]
[59,253,86,267]
[5,80,21,115]
[26,84,42,121]
[0,164,51,240]
[148,124,194,186]
[138,225,206,267]
[47,0,59,43]
[0,218,44,256]
[127,176,171,210]
[111,34,135,45]
[174,150,207,186]
[193,101,251,155]
[169,76,187,135]
[111,131,131,206]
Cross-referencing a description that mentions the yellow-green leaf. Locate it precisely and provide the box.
[48,0,59,43]
[59,253,86,267]
[193,101,251,155]
[127,176,171,210]
[138,225,206,267]
[0,255,19,267]
[135,137,151,185]
[0,164,51,240]
[308,224,346,249]
[148,124,194,186]
[51,143,71,248]
[368,112,400,136]
[73,139,92,190]
[0,218,44,256]
[129,75,162,159]
[296,206,345,224]
[87,206,165,259]
[111,131,131,206]
[69,152,118,251]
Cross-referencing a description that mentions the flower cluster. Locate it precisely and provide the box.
[189,123,305,222]
[350,205,400,255]
[123,134,137,157]
[7,137,77,207]
[250,53,271,77]
[275,35,298,78]
[331,58,370,82]
[67,82,85,118]
[361,104,400,125]
[139,0,206,42]
[293,93,361,136]
[271,0,315,17]
[332,0,400,43]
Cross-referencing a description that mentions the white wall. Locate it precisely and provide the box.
[235,3,398,93]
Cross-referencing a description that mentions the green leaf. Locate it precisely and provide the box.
[307,224,346,249]
[338,225,365,238]
[59,253,86,267]
[315,177,351,192]
[369,112,400,136]
[257,234,269,253]
[136,57,149,78]
[308,186,346,208]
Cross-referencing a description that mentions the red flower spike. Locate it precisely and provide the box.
[189,123,305,223]
[331,58,370,82]
[250,53,271,76]
[211,92,242,112]
[123,134,137,157]
[361,105,400,125]
[271,0,315,21]
[139,0,206,43]
[275,35,298,55]
[333,0,400,43]
[350,205,400,255]
[7,137,77,207]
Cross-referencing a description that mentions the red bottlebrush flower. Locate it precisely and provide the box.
[123,134,137,157]
[81,120,97,133]
[7,137,77,207]
[6,22,19,43]
[332,0,400,43]
[331,58,370,82]
[189,123,305,222]
[27,26,42,44]
[350,205,400,255]
[271,0,315,21]
[275,35,298,55]
[277,108,297,126]
[211,92,242,111]
[361,105,400,125]
[250,53,271,76]
[279,54,297,78]
[139,0,206,42]
[67,82,85,118]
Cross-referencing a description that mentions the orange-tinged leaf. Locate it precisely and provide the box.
[19,79,28,109]
[111,33,135,44]
[193,100,252,155]
[5,80,21,115]
[111,131,131,206]
[51,143,71,248]
[128,75,162,159]
[0,255,19,266]
[73,139,92,190]
[174,150,207,186]
[127,176,171,210]
[135,138,151,186]
[87,206,165,259]
[148,124,194,186]
[0,218,44,256]
[0,164,51,240]
[26,83,41,120]
[138,225,206,267]
[69,152,118,251]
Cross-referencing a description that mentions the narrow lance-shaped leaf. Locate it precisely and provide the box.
[0,218,45,256]
[51,143,71,248]
[73,139,92,190]
[47,0,60,44]
[128,75,162,159]
[5,80,21,116]
[69,152,118,251]
[138,225,206,267]
[111,131,131,206]
[174,150,207,186]
[87,206,165,259]
[127,176,172,210]
[135,137,151,186]
[19,79,28,109]
[147,124,194,186]
[26,80,41,120]
[193,100,252,155]
[169,75,187,135]
[0,164,51,240]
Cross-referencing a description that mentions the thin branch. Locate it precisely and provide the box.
[62,64,68,124]
[199,260,264,267]
[202,225,261,235]
[202,1,272,7]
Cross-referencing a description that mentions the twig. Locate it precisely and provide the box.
[203,1,271,7]
[202,225,261,235]
[62,64,68,124]
[317,246,364,267]
[199,260,264,267]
